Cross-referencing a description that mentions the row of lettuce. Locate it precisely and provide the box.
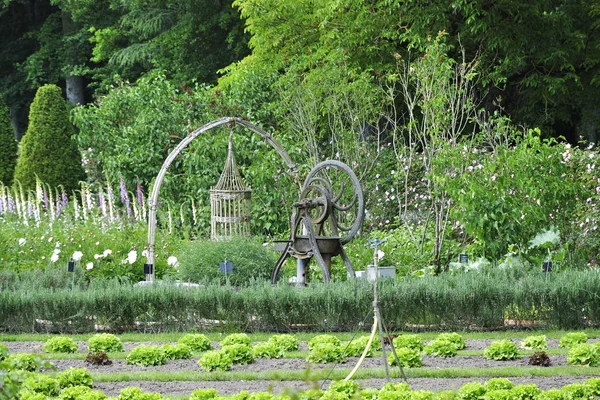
[4,331,600,370]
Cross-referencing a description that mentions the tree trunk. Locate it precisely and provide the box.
[9,104,25,141]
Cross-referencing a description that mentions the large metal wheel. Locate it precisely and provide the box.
[302,160,364,245]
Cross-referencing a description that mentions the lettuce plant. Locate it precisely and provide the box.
[190,388,219,400]
[392,334,424,351]
[484,340,519,361]
[307,343,345,363]
[117,386,163,400]
[387,347,422,368]
[567,343,600,366]
[126,345,167,367]
[161,343,192,360]
[58,385,106,400]
[5,353,40,372]
[308,335,341,351]
[253,342,284,359]
[321,380,360,400]
[221,333,251,347]
[457,381,486,400]
[435,333,465,350]
[423,339,458,358]
[528,351,551,367]
[519,335,547,350]
[343,336,376,357]
[56,367,94,388]
[267,334,299,352]
[559,332,588,348]
[484,378,514,391]
[42,337,78,353]
[87,333,123,353]
[512,383,541,400]
[178,333,212,352]
[198,350,233,372]
[221,344,255,365]
[22,375,60,396]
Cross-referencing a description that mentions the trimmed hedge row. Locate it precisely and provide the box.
[1,270,600,333]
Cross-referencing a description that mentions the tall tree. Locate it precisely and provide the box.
[13,84,85,192]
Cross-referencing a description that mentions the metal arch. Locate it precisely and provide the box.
[146,116,298,282]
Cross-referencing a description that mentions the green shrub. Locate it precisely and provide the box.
[308,335,341,351]
[42,337,79,353]
[5,353,40,371]
[519,335,547,350]
[22,375,60,396]
[484,340,519,361]
[13,84,85,192]
[268,334,299,351]
[511,384,541,400]
[321,380,360,400]
[176,237,278,285]
[559,332,588,348]
[221,333,252,347]
[198,350,233,372]
[178,333,212,352]
[342,336,376,357]
[190,388,219,400]
[435,333,466,350]
[484,378,514,391]
[253,342,284,359]
[221,344,255,365]
[161,343,192,360]
[58,385,106,400]
[424,339,458,358]
[118,386,163,400]
[87,333,124,353]
[0,100,17,186]
[126,345,167,366]
[457,381,486,400]
[392,334,424,351]
[307,343,345,363]
[387,347,422,368]
[56,367,94,388]
[567,343,600,366]
[0,343,7,361]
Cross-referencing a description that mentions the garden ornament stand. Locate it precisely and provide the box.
[144,117,298,282]
[271,160,365,284]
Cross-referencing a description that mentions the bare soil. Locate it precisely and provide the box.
[2,339,595,396]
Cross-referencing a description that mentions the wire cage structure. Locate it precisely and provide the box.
[210,133,252,239]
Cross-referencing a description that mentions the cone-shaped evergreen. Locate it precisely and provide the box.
[0,100,17,185]
[13,84,85,192]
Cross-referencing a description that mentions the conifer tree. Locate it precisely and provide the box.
[13,84,85,192]
[0,100,18,185]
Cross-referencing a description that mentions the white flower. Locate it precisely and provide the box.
[94,254,103,260]
[142,250,149,257]
[376,249,385,261]
[50,253,59,263]
[167,256,178,267]
[95,241,100,246]
[53,248,61,255]
[103,249,112,257]
[127,250,137,264]
[72,251,83,261]
[48,237,53,243]
[18,238,26,246]
[86,262,94,270]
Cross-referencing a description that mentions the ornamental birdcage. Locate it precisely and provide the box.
[210,133,252,239]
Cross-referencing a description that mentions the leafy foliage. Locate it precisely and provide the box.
[559,332,588,348]
[321,380,361,400]
[456,381,486,400]
[387,347,422,368]
[12,84,85,193]
[57,385,106,400]
[423,339,458,358]
[435,333,466,350]
[161,343,192,360]
[342,336,377,358]
[198,350,233,372]
[392,335,424,352]
[567,343,600,367]
[0,344,7,361]
[178,334,212,352]
[484,378,514,391]
[85,352,112,366]
[307,343,345,364]
[221,344,254,365]
[0,100,17,186]
[267,334,299,352]
[190,388,219,400]
[56,368,93,388]
[221,333,252,347]
[117,386,163,400]
[126,345,167,367]
[520,335,547,350]
[87,334,123,353]
[252,342,284,359]
[42,337,78,353]
[483,340,519,361]
[528,351,552,367]
[5,353,40,372]
[308,335,340,351]
[22,375,60,396]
